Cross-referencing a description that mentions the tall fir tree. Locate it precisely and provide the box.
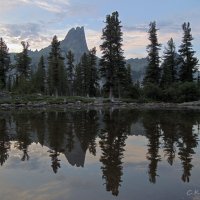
[48,36,67,96]
[178,22,198,82]
[100,11,126,100]
[15,41,31,80]
[0,38,10,90]
[74,63,83,96]
[88,47,99,97]
[126,64,132,85]
[161,38,178,88]
[34,55,46,94]
[66,50,75,96]
[81,53,90,96]
[125,64,133,89]
[144,21,161,85]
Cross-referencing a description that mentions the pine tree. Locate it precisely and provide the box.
[15,41,31,80]
[0,38,10,90]
[121,64,133,97]
[161,38,178,88]
[126,64,133,88]
[100,11,126,100]
[81,53,90,96]
[144,21,161,85]
[178,22,198,82]
[74,63,83,96]
[88,47,99,97]
[66,50,75,96]
[34,55,46,94]
[48,36,67,96]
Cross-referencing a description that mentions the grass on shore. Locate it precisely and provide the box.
[0,94,96,105]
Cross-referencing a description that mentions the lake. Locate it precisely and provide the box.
[0,108,200,200]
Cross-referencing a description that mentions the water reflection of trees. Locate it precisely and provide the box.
[0,117,10,165]
[160,111,179,166]
[47,112,66,173]
[73,110,99,157]
[99,109,129,196]
[0,109,199,195]
[13,112,32,161]
[176,112,199,183]
[142,110,200,184]
[143,111,162,184]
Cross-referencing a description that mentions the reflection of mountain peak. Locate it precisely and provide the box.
[41,134,86,168]
[64,135,86,167]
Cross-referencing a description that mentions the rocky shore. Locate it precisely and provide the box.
[1,100,200,110]
[1,92,200,110]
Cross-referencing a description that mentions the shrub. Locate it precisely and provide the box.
[177,82,200,102]
[143,83,163,101]
[125,85,141,99]
[162,82,200,102]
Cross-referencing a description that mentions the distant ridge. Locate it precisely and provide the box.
[126,58,148,82]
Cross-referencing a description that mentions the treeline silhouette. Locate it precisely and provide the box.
[0,109,199,195]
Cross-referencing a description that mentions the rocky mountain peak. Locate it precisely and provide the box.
[61,26,88,61]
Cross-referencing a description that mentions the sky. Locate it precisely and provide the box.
[0,0,200,59]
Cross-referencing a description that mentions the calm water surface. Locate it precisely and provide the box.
[0,109,200,200]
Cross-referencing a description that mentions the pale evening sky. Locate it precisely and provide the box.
[0,0,200,59]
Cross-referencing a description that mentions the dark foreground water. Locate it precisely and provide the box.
[0,108,200,200]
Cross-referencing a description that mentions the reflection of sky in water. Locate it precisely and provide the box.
[0,110,200,200]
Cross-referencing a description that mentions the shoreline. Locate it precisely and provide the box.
[1,101,200,110]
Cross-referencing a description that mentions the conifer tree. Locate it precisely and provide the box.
[161,38,178,88]
[81,53,90,96]
[178,22,198,82]
[144,21,161,85]
[66,50,75,96]
[100,11,126,100]
[15,41,31,80]
[126,64,133,88]
[88,47,99,97]
[34,55,46,94]
[48,36,67,96]
[74,63,83,96]
[126,64,133,86]
[0,38,10,90]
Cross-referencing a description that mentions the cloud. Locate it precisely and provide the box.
[124,21,182,33]
[0,0,70,13]
[0,22,52,52]
[27,0,70,13]
[0,1,21,11]
[0,0,96,16]
[157,21,181,32]
[123,25,148,32]
[1,23,43,38]
[85,29,102,55]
